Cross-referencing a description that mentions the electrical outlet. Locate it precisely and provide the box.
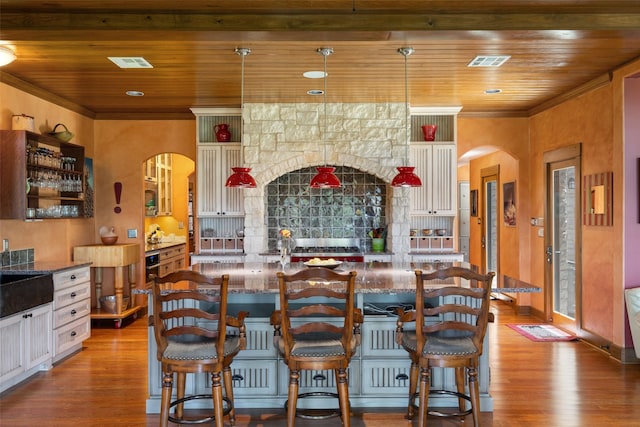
[178,222,184,229]
[537,228,544,237]
[127,229,138,238]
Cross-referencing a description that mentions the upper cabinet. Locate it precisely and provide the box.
[409,107,461,217]
[191,108,244,217]
[144,154,172,216]
[0,130,88,220]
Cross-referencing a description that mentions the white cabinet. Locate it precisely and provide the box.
[410,143,457,215]
[196,145,243,216]
[0,303,53,393]
[52,266,91,362]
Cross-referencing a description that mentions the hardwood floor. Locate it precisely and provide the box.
[1,301,640,426]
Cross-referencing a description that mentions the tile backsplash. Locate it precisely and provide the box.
[266,166,387,251]
[1,248,35,267]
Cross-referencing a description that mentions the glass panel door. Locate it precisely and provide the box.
[482,174,499,275]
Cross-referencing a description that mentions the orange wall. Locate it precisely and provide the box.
[0,83,95,261]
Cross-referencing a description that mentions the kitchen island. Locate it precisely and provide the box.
[145,261,539,414]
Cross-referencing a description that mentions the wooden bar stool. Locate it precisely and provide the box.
[152,270,248,427]
[395,267,494,427]
[271,267,362,427]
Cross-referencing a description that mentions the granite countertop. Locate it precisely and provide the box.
[138,261,541,295]
[145,240,187,253]
[0,260,92,274]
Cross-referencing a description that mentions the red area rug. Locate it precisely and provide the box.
[507,324,578,342]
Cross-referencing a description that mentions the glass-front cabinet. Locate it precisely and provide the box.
[0,130,87,220]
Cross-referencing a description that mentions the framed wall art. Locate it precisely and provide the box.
[470,189,478,217]
[583,172,613,226]
[503,181,516,226]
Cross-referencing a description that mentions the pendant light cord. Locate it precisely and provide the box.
[404,49,409,167]
[323,50,328,167]
[235,48,250,166]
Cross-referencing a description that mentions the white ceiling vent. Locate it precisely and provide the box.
[108,57,154,69]
[468,55,510,67]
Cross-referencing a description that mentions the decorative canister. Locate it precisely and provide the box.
[215,124,231,142]
[421,124,437,141]
[12,114,34,131]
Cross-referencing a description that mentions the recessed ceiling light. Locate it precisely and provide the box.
[126,90,145,97]
[108,57,153,68]
[468,55,510,67]
[307,89,324,95]
[303,71,326,79]
[484,89,502,94]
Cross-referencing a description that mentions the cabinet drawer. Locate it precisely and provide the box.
[54,282,91,310]
[361,359,412,396]
[197,359,279,397]
[277,359,360,395]
[160,245,186,260]
[53,266,90,291]
[54,315,90,357]
[53,298,91,329]
[158,262,173,277]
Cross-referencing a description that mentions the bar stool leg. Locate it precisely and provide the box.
[160,372,173,427]
[223,366,236,425]
[418,367,430,427]
[211,372,224,427]
[287,371,300,426]
[336,368,350,427]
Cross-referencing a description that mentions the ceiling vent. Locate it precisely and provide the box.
[108,57,154,68]
[468,55,510,67]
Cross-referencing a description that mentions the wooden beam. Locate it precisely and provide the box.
[2,12,640,38]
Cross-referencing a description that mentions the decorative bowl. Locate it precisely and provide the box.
[304,259,342,270]
[48,123,74,142]
[421,229,434,236]
[101,235,118,245]
[99,295,130,314]
[436,229,448,236]
[410,229,418,236]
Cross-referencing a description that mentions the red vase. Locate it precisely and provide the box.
[215,124,231,142]
[421,124,437,141]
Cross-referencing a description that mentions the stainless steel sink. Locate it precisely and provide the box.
[0,272,54,318]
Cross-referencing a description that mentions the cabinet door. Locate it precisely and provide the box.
[410,145,432,214]
[410,144,456,215]
[430,144,456,215]
[26,304,53,370]
[196,145,243,216]
[218,145,243,215]
[156,153,172,215]
[0,313,25,382]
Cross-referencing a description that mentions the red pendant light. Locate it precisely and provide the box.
[391,166,422,187]
[392,47,422,188]
[225,167,257,188]
[310,47,341,189]
[310,166,341,189]
[226,47,257,189]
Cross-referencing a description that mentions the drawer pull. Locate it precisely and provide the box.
[70,309,77,315]
[70,331,77,337]
[70,274,76,280]
[396,373,409,381]
[70,292,77,298]
[312,374,327,381]
[232,374,244,381]
[23,313,33,319]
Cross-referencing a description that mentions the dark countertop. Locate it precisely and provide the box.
[0,260,92,273]
[145,241,186,253]
[140,261,541,294]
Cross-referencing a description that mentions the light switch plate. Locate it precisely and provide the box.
[127,229,138,238]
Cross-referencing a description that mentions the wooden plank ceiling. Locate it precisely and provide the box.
[1,1,640,119]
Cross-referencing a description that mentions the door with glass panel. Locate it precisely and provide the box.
[544,146,581,331]
[481,170,499,276]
